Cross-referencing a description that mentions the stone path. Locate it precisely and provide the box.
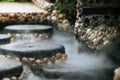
[0,2,45,13]
[0,41,65,58]
[0,55,22,79]
[0,2,67,79]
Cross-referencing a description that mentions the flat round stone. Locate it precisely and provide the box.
[0,34,11,44]
[0,2,45,13]
[5,25,53,34]
[0,55,22,79]
[0,41,65,58]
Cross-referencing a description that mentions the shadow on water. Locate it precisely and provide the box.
[25,29,117,80]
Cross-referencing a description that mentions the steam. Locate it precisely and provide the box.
[44,30,114,72]
[24,73,42,80]
[7,29,114,80]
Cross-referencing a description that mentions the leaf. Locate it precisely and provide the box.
[54,0,75,14]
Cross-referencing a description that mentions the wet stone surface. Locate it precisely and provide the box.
[5,25,53,34]
[0,2,45,13]
[0,55,23,79]
[5,25,53,41]
[0,41,65,58]
[0,2,48,26]
[0,34,11,44]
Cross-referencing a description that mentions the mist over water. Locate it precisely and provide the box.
[24,30,115,80]
[49,30,113,70]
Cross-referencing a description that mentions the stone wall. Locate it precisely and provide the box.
[75,0,120,49]
[32,0,72,32]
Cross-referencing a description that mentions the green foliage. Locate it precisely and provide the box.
[55,0,76,14]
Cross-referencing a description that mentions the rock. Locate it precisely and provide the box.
[28,58,35,62]
[9,13,14,17]
[0,55,22,79]
[47,15,51,21]
[5,25,53,34]
[52,10,58,14]
[43,57,49,64]
[2,78,10,80]
[10,76,17,80]
[0,42,65,58]
[58,14,64,19]
[55,53,62,59]
[51,16,57,21]
[35,59,42,64]
[5,25,53,41]
[63,19,69,23]
[113,67,120,80]
[22,57,28,64]
[0,34,11,45]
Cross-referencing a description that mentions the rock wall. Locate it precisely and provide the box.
[75,0,120,49]
[32,0,72,32]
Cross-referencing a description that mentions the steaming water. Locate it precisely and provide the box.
[24,30,115,80]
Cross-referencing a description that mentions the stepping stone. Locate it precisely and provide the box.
[0,34,11,44]
[0,41,65,58]
[0,2,48,28]
[0,55,23,79]
[5,25,53,34]
[5,25,53,41]
[0,2,45,13]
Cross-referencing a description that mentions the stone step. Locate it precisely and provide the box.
[0,34,11,44]
[0,2,48,29]
[0,41,65,59]
[0,2,45,13]
[0,55,23,79]
[4,25,53,41]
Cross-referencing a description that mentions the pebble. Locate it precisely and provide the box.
[58,14,64,18]
[28,58,35,62]
[51,16,57,21]
[35,59,42,64]
[52,10,58,14]
[61,56,66,60]
[33,33,39,37]
[47,61,52,65]
[55,53,62,59]
[2,78,10,80]
[10,76,17,80]
[22,57,28,64]
[15,57,20,61]
[82,26,119,49]
[47,15,51,21]
[55,59,61,64]
[9,13,14,17]
[43,57,48,64]
[63,19,69,23]
[75,22,80,27]
[62,54,68,58]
